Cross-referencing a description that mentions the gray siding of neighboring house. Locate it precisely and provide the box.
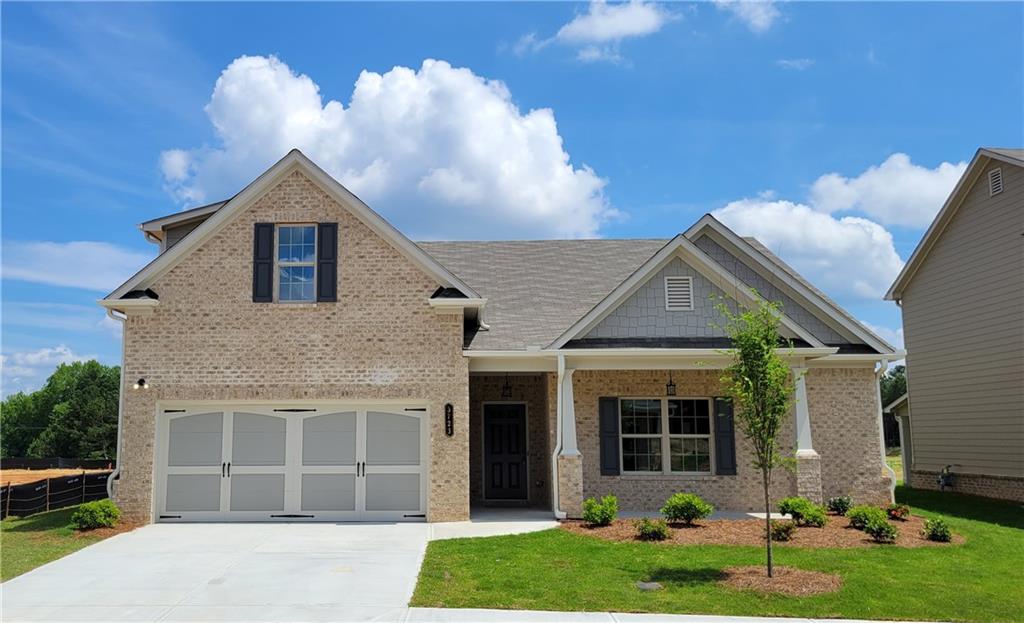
[694,236,850,344]
[585,257,735,339]
[901,159,1024,478]
[163,220,205,251]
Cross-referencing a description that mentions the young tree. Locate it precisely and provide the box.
[718,298,795,578]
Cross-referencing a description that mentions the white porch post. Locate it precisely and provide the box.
[792,366,823,503]
[552,356,583,518]
[560,367,579,457]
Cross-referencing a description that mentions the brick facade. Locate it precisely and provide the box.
[113,170,470,522]
[908,470,1024,503]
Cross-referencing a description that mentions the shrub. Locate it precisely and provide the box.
[864,516,899,543]
[826,495,853,516]
[922,518,952,542]
[847,505,887,531]
[777,496,827,527]
[70,500,120,530]
[582,495,618,527]
[766,520,797,542]
[634,517,670,541]
[661,493,714,525]
[886,503,910,521]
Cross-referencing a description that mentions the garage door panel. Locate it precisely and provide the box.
[230,474,285,511]
[365,474,420,511]
[168,413,223,467]
[366,412,420,466]
[302,412,356,466]
[166,474,221,512]
[231,413,286,466]
[301,474,356,511]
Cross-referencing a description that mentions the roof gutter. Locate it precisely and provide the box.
[874,357,897,502]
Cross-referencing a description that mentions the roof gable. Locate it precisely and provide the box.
[886,147,1024,300]
[105,150,478,301]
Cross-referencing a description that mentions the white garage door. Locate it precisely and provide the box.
[155,404,428,522]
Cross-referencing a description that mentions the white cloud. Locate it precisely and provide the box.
[161,56,614,239]
[776,58,814,71]
[862,321,904,350]
[809,153,966,227]
[556,0,674,43]
[2,241,152,292]
[713,198,905,300]
[576,45,624,64]
[1,344,92,397]
[714,0,780,33]
[160,149,192,182]
[3,302,122,339]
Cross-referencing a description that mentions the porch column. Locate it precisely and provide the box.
[792,366,823,503]
[556,361,584,518]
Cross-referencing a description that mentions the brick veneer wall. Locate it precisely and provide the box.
[908,470,1024,502]
[468,375,551,508]
[114,170,470,522]
[564,367,890,512]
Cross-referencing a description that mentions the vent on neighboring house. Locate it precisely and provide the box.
[664,276,694,311]
[989,168,1003,196]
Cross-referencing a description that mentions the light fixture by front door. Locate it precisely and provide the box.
[501,373,513,399]
[666,372,676,396]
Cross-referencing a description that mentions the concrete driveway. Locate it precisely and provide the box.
[2,522,431,622]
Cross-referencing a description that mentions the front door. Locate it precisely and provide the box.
[483,403,528,501]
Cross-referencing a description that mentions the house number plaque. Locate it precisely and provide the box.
[444,403,454,437]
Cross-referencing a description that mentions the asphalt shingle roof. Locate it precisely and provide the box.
[417,239,668,350]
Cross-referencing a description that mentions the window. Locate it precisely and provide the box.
[620,398,713,474]
[276,225,316,302]
[664,276,694,311]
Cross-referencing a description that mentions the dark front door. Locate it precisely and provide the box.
[483,404,528,501]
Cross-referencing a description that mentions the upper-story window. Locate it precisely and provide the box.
[276,225,316,302]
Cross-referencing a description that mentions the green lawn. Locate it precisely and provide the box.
[886,454,904,485]
[413,487,1024,622]
[1,507,112,581]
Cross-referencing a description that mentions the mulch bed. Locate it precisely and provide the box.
[719,565,843,596]
[563,513,962,548]
[72,521,143,539]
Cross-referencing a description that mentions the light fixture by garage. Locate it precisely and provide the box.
[133,378,149,390]
[501,373,513,399]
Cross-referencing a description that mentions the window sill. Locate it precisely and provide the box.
[617,473,716,481]
[271,302,319,308]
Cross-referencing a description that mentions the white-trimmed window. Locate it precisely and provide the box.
[664,276,694,311]
[620,398,713,474]
[276,224,316,302]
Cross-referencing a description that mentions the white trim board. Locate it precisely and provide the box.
[547,234,824,350]
[104,150,479,301]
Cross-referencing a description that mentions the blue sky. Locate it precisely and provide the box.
[2,1,1022,395]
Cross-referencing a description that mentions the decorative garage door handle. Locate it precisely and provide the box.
[221,462,226,477]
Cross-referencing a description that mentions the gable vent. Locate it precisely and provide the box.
[989,168,1003,196]
[664,276,694,311]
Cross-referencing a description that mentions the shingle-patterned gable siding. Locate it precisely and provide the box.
[694,236,849,344]
[901,158,1024,481]
[584,257,735,339]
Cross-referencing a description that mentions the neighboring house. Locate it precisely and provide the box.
[886,147,1024,503]
[100,150,899,524]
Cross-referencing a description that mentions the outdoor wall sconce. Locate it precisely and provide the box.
[666,371,676,396]
[133,378,149,390]
[444,403,454,437]
[500,373,513,399]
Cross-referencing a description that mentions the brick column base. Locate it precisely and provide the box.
[796,451,823,504]
[557,454,584,518]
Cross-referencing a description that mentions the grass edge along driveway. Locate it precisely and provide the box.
[412,487,1023,623]
[1,507,116,581]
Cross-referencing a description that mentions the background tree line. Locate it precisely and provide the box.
[1,361,120,459]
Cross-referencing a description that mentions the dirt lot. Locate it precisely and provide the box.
[0,469,111,486]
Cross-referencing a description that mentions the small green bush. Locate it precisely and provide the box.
[864,516,899,543]
[826,495,853,516]
[886,503,910,521]
[847,505,887,531]
[582,495,618,527]
[660,492,714,525]
[922,517,952,542]
[777,496,827,527]
[70,500,120,530]
[634,517,670,541]
[766,520,797,542]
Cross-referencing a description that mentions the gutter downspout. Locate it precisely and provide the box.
[550,354,567,519]
[875,357,897,502]
[105,309,127,499]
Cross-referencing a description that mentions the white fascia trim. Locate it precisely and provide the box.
[464,347,838,372]
[104,150,479,301]
[685,215,897,354]
[883,392,909,413]
[428,297,486,310]
[98,298,159,317]
[547,234,823,350]
[886,150,1010,301]
[139,201,226,234]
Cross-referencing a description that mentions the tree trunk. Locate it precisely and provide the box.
[763,467,773,578]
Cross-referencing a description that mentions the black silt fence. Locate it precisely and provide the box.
[0,458,114,470]
[1,471,113,520]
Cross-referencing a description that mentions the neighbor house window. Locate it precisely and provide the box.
[276,225,316,302]
[620,398,713,474]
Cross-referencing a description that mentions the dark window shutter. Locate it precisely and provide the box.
[317,222,338,302]
[714,397,737,475]
[599,397,620,476]
[252,223,274,302]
